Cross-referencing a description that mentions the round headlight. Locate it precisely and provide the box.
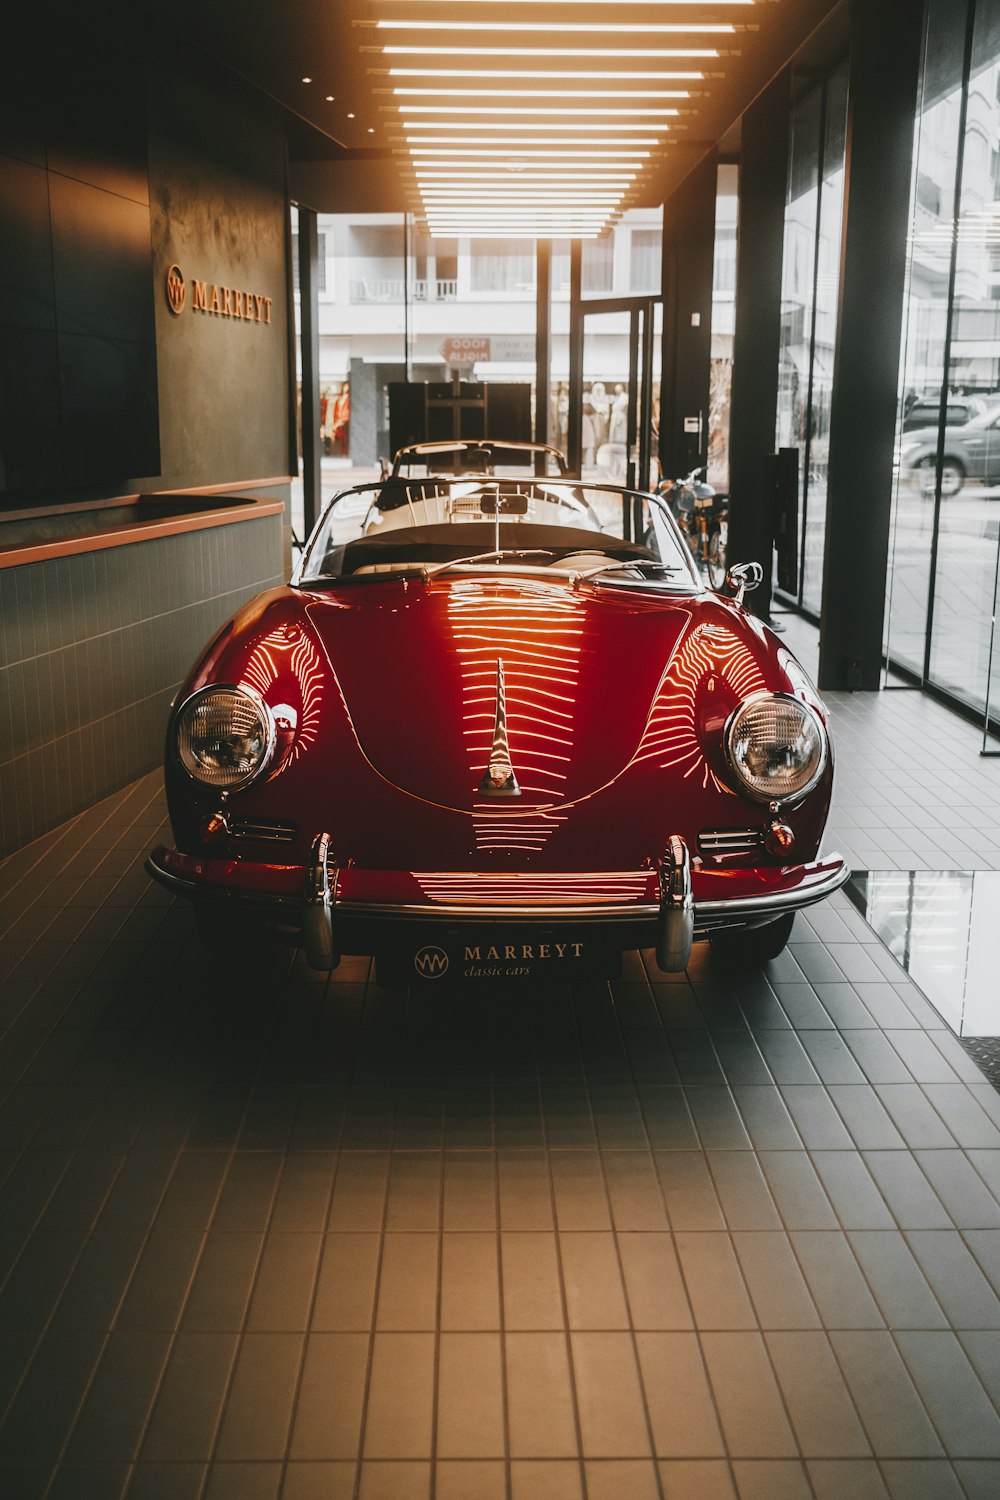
[175,685,274,790]
[725,692,827,804]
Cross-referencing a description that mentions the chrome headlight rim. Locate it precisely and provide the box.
[173,682,276,792]
[723,689,829,806]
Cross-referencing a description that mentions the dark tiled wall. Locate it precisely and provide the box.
[0,515,283,855]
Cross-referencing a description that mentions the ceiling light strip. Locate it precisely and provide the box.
[398,124,665,135]
[402,132,666,144]
[410,147,649,157]
[399,105,678,115]
[393,87,690,98]
[380,47,722,57]
[376,20,735,33]
[414,172,639,182]
[387,68,708,78]
[416,190,620,199]
[383,0,749,6]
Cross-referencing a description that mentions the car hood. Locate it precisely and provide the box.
[301,575,763,813]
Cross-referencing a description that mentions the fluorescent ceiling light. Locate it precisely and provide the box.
[386,1,748,6]
[401,134,665,144]
[426,210,611,217]
[403,119,664,130]
[382,47,720,57]
[426,225,612,232]
[426,227,613,233]
[394,87,690,98]
[400,104,677,115]
[410,147,649,157]
[377,21,734,33]
[420,192,622,201]
[388,68,706,79]
[414,170,638,180]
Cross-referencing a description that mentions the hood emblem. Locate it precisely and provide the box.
[478,659,521,798]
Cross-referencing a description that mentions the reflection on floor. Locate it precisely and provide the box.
[847,871,1000,1040]
[6,621,1000,1496]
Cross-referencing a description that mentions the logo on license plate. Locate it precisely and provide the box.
[414,945,450,978]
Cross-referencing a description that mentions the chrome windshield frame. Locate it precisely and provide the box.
[291,478,702,591]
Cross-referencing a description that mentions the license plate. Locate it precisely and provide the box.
[379,932,621,984]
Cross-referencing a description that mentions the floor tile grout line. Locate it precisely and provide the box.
[348,987,402,1500]
[541,990,596,1497]
[131,1025,274,1493]
[0,762,166,890]
[577,985,666,1488]
[7,1119,191,1494]
[271,1039,342,1496]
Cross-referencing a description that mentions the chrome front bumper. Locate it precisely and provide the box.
[147,839,849,975]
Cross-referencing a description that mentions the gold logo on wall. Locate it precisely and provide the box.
[166,264,186,315]
[163,263,273,325]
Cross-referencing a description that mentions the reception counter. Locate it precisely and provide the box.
[0,488,289,855]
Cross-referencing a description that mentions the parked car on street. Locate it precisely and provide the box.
[897,406,1000,495]
[901,394,988,432]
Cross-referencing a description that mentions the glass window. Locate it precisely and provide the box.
[291,232,328,294]
[884,0,963,680]
[772,64,848,616]
[802,65,848,614]
[928,0,1000,708]
[582,236,614,294]
[470,240,535,293]
[629,228,662,294]
[884,0,1000,724]
[708,164,738,492]
[775,89,821,608]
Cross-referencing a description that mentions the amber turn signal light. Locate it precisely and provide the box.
[198,811,230,844]
[765,821,795,855]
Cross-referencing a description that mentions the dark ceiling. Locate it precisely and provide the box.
[128,0,848,214]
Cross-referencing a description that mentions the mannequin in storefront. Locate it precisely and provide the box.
[589,381,610,451]
[332,381,350,457]
[582,396,598,466]
[610,383,629,446]
[320,388,334,455]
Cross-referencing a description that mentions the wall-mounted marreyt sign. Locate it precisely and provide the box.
[165,264,273,324]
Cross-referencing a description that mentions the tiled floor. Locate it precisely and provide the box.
[5,624,1000,1499]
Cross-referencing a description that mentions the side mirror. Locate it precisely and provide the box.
[725,560,763,605]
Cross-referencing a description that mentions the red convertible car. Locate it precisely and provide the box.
[147,475,847,981]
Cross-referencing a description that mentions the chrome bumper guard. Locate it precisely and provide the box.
[146,845,848,957]
[302,832,340,971]
[656,833,694,973]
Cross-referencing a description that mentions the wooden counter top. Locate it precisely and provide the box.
[0,492,287,570]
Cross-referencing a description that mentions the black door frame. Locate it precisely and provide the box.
[568,293,661,487]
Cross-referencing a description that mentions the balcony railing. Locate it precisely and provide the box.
[349,278,459,303]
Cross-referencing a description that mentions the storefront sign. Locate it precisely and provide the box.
[441,335,490,367]
[165,264,272,324]
[490,336,535,364]
[440,334,534,366]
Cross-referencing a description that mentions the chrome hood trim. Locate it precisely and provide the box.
[478,658,521,797]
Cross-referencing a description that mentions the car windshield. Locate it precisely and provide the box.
[294,478,702,591]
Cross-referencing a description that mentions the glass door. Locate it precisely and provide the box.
[576,299,661,489]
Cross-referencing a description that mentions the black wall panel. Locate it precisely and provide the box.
[0,19,161,503]
[0,156,54,331]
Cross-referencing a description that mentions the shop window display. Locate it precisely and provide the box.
[885,0,1000,726]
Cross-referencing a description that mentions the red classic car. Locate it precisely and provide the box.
[147,475,847,982]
